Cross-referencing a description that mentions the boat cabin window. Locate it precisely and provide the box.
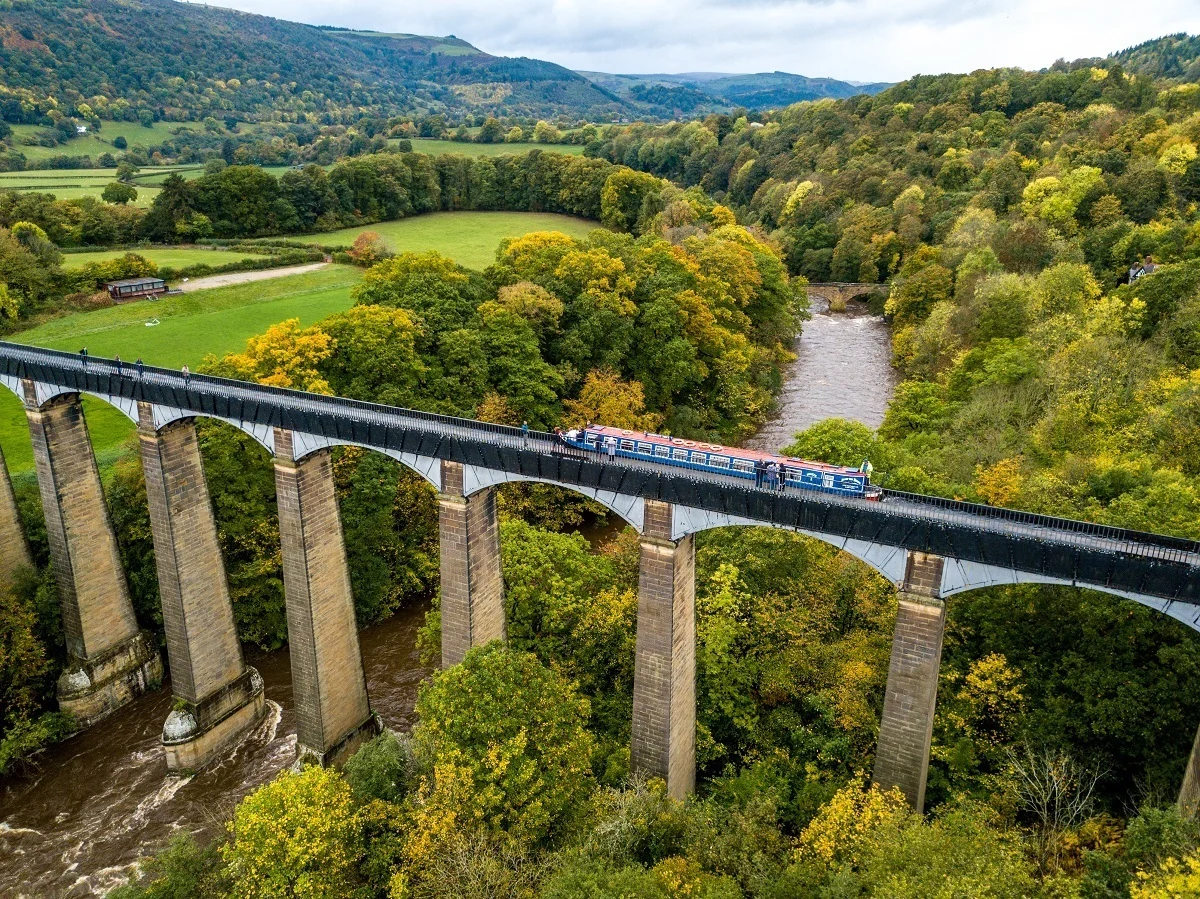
[691,451,708,464]
[672,448,689,461]
[710,455,730,469]
[732,460,754,473]
[637,442,653,454]
[585,434,598,446]
[620,439,635,451]
[654,445,670,458]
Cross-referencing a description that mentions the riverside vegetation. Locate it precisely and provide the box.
[4,38,1200,899]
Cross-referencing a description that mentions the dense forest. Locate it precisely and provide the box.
[583,52,1200,535]
[6,28,1200,899]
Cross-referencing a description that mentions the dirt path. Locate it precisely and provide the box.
[176,262,330,292]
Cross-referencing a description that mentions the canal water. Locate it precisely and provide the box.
[747,297,896,452]
[0,602,431,898]
[0,298,896,899]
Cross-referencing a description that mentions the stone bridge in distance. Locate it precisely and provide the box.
[1,342,1199,814]
[805,281,889,308]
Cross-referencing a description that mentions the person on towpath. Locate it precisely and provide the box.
[114,355,123,377]
[605,435,617,461]
[521,421,530,444]
[136,358,144,379]
[79,347,88,368]
[182,364,190,386]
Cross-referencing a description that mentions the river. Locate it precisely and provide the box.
[0,299,895,899]
[0,602,431,899]
[747,298,896,452]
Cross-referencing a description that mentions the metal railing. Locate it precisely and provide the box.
[882,489,1199,564]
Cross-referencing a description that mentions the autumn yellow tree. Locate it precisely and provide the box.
[222,765,362,899]
[563,369,663,432]
[493,281,564,338]
[206,318,333,393]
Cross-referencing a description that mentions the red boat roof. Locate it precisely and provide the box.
[581,425,862,475]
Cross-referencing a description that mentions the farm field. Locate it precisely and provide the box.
[5,121,270,162]
[0,167,181,207]
[60,246,270,270]
[0,164,296,205]
[8,121,198,162]
[314,210,599,269]
[397,138,585,157]
[0,265,361,474]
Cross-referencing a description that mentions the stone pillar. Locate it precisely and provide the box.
[23,384,161,727]
[274,429,378,766]
[631,499,696,800]
[137,405,265,771]
[872,551,947,812]
[0,442,33,591]
[438,460,505,668]
[1179,725,1200,818]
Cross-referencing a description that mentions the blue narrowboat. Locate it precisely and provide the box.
[557,425,881,499]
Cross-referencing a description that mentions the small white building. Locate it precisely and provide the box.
[76,125,88,134]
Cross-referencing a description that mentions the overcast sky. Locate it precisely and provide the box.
[187,0,1200,82]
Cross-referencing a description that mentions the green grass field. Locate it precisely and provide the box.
[0,266,361,474]
[6,122,266,162]
[0,167,181,208]
[314,211,599,269]
[0,164,294,206]
[60,246,270,270]
[398,139,585,157]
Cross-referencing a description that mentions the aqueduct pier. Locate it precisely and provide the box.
[1,342,1199,813]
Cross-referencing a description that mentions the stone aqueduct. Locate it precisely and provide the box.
[1,343,1199,815]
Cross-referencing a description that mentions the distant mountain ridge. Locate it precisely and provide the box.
[0,0,628,121]
[579,70,892,115]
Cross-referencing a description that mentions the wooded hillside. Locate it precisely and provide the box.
[0,0,627,123]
